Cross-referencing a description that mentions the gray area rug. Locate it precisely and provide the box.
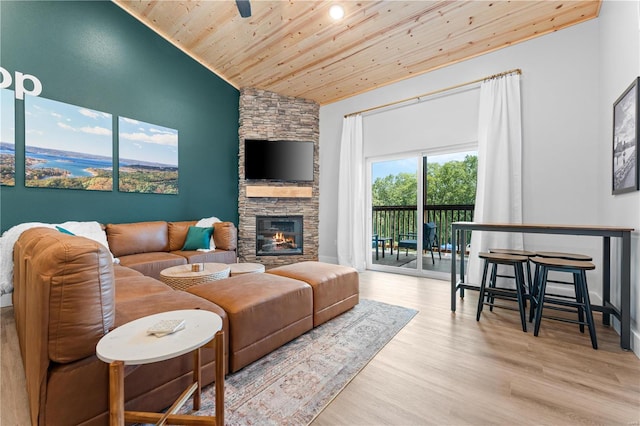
[179,298,418,425]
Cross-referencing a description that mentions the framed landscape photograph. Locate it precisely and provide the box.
[24,96,113,191]
[118,117,178,195]
[612,77,639,195]
[1,89,15,186]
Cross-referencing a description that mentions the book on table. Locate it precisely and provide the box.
[147,319,186,337]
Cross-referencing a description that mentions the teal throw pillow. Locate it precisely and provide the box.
[182,226,214,250]
[55,226,75,235]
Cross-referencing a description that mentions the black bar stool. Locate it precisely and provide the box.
[529,256,597,349]
[488,248,536,301]
[476,252,529,332]
[529,251,593,323]
[535,251,592,261]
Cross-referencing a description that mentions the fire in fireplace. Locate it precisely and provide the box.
[256,216,303,256]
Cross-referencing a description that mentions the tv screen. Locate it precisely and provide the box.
[244,139,314,182]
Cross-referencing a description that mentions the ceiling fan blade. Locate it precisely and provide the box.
[235,0,251,18]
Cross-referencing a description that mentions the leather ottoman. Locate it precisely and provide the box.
[267,261,359,327]
[187,273,313,372]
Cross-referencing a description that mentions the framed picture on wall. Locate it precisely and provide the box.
[118,117,179,195]
[612,77,639,195]
[1,89,15,186]
[25,96,113,191]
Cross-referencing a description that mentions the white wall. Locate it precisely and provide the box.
[319,3,640,356]
[320,17,601,264]
[597,0,640,353]
[362,86,479,158]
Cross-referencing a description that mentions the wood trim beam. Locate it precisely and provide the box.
[246,186,313,198]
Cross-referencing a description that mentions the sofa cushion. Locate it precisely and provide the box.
[106,221,170,257]
[187,273,312,372]
[18,228,116,364]
[213,222,237,251]
[168,220,197,251]
[172,249,237,264]
[115,275,173,303]
[118,252,186,280]
[267,261,360,326]
[182,226,214,250]
[112,264,144,279]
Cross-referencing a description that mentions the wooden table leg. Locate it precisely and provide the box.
[193,347,201,410]
[215,330,225,426]
[109,361,125,426]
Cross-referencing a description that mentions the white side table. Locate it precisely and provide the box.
[96,309,225,425]
[229,262,266,276]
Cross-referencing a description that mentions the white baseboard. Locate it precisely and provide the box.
[632,329,640,359]
[1,293,12,308]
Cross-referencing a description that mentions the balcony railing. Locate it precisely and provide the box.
[372,204,474,251]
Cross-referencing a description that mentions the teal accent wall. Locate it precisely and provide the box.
[0,1,239,232]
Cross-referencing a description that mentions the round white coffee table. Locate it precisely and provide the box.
[160,263,231,290]
[96,309,225,425]
[229,262,265,276]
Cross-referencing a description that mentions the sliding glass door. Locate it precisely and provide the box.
[367,149,477,277]
[368,155,420,273]
[423,151,477,275]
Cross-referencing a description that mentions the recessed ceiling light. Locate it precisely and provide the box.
[329,4,344,20]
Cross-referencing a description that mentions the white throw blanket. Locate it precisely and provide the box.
[0,221,116,295]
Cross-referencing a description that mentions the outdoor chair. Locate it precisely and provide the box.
[397,222,441,264]
[372,234,393,260]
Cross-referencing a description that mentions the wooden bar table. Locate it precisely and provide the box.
[450,222,634,350]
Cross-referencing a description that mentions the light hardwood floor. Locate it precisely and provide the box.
[312,271,640,425]
[2,271,639,425]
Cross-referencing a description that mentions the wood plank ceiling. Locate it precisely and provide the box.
[115,1,601,105]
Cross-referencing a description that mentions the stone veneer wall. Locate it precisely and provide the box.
[238,88,319,267]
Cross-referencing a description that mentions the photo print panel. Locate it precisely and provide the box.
[612,77,639,194]
[24,96,113,191]
[1,89,15,186]
[118,117,178,195]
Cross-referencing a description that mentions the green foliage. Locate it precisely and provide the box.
[0,153,15,186]
[25,168,113,191]
[372,172,417,206]
[426,155,477,205]
[372,155,477,206]
[119,168,178,194]
[22,163,178,194]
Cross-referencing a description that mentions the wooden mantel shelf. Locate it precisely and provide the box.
[246,185,313,198]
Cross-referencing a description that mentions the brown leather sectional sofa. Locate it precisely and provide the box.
[12,220,359,425]
[105,220,237,279]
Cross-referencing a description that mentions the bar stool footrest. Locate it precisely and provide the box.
[485,288,520,298]
[542,297,586,309]
[540,314,590,327]
[481,302,522,312]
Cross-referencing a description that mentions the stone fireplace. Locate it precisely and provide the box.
[238,88,319,267]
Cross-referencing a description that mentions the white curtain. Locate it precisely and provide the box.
[467,73,524,285]
[337,114,366,271]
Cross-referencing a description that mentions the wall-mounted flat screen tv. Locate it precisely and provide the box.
[244,139,314,182]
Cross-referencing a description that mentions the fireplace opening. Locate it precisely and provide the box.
[256,215,303,256]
